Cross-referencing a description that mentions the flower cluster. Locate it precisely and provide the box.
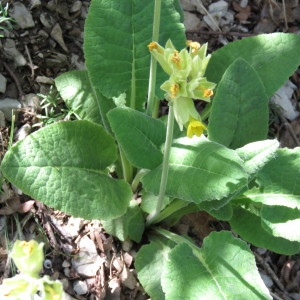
[0,240,63,300]
[148,39,215,137]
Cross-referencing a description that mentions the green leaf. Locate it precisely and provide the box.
[107,107,166,169]
[84,0,186,110]
[161,231,271,300]
[142,136,248,203]
[236,139,279,175]
[206,33,300,98]
[261,205,300,241]
[0,121,132,220]
[230,206,300,255]
[208,58,269,149]
[102,200,144,243]
[135,241,172,300]
[55,70,101,124]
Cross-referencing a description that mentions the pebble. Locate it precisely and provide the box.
[9,2,35,29]
[70,1,82,14]
[50,23,69,53]
[0,73,7,94]
[3,39,27,67]
[0,111,6,128]
[24,93,41,112]
[15,123,31,141]
[0,98,22,121]
[71,235,105,277]
[40,13,56,29]
[183,11,201,31]
[36,76,55,85]
[29,0,42,10]
[203,0,229,30]
[73,280,88,295]
[270,80,299,121]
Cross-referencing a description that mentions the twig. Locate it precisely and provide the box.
[3,61,25,105]
[186,29,256,38]
[24,44,38,78]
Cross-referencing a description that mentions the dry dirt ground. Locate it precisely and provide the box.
[0,0,300,299]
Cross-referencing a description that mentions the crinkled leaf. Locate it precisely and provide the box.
[208,58,269,149]
[84,0,186,110]
[0,121,132,220]
[142,136,248,203]
[161,231,271,299]
[108,107,166,169]
[206,33,300,98]
[235,139,279,175]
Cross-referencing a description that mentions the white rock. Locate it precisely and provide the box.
[36,76,54,85]
[73,280,88,295]
[71,235,105,277]
[0,98,21,121]
[180,0,206,14]
[204,0,229,30]
[3,39,27,67]
[9,2,35,29]
[183,11,201,31]
[51,23,69,53]
[208,0,228,15]
[270,80,299,121]
[15,124,31,141]
[0,73,7,94]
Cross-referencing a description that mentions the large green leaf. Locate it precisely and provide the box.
[208,58,269,149]
[142,136,248,203]
[206,33,300,98]
[230,206,300,255]
[84,0,186,110]
[161,231,271,299]
[0,121,132,220]
[107,107,166,169]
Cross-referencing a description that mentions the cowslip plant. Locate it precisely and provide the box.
[1,0,300,298]
[0,240,63,299]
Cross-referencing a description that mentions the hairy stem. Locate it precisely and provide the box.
[147,105,174,225]
[146,0,161,117]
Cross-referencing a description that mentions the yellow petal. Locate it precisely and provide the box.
[187,119,207,138]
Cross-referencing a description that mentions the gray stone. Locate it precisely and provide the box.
[9,2,35,29]
[50,23,68,52]
[183,11,201,31]
[3,39,27,67]
[40,13,56,29]
[70,1,82,13]
[0,111,6,127]
[0,73,7,94]
[0,98,21,121]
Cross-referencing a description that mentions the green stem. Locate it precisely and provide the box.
[119,148,133,184]
[146,0,161,117]
[147,105,174,226]
[131,169,149,193]
[152,227,199,252]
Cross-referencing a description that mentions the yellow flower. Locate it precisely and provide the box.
[169,83,180,98]
[203,89,214,97]
[187,118,207,138]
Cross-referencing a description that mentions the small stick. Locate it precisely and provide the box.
[186,30,256,38]
[24,44,38,78]
[3,61,25,104]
